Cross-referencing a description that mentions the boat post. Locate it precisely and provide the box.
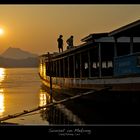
[48,52,53,102]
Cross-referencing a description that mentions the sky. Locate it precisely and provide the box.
[0,4,140,55]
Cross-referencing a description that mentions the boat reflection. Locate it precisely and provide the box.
[39,89,47,107]
[39,84,84,125]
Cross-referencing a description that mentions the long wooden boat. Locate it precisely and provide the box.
[39,19,140,92]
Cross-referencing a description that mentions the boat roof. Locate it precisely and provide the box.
[81,33,108,42]
[109,19,140,37]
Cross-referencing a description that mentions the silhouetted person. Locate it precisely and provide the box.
[57,35,63,52]
[66,35,74,49]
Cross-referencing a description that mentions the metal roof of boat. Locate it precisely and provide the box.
[81,33,108,42]
[109,19,140,37]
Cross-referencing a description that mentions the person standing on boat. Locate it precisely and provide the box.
[66,35,74,49]
[57,35,63,52]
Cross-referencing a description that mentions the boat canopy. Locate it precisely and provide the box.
[109,19,140,37]
[81,33,108,42]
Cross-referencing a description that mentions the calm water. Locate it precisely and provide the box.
[1,68,138,125]
[1,67,123,125]
[0,67,49,125]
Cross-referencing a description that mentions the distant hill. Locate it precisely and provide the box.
[0,47,39,68]
[0,57,39,68]
[1,47,38,59]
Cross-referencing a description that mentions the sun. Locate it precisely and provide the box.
[0,28,4,36]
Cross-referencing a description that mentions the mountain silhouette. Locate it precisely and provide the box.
[0,47,39,68]
[1,47,38,59]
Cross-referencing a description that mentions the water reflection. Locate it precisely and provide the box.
[0,89,4,116]
[39,85,84,125]
[0,68,5,83]
[39,90,47,107]
[0,68,5,116]
[39,88,51,107]
[39,86,51,122]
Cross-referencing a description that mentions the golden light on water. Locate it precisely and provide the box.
[0,68,5,116]
[0,68,5,82]
[0,89,4,116]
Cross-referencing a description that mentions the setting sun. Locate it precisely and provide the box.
[0,28,4,36]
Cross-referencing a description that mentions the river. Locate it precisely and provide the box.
[0,67,49,125]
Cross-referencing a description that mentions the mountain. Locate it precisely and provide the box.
[1,47,38,59]
[0,47,39,68]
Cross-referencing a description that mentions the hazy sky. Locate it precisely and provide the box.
[0,4,140,55]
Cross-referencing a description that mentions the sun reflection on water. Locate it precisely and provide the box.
[0,89,4,116]
[0,68,5,83]
[0,68,5,116]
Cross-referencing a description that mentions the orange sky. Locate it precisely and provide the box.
[0,5,140,55]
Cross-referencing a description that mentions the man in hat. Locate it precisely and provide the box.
[57,35,63,52]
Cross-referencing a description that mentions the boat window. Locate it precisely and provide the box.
[76,62,79,69]
[137,56,140,66]
[108,61,113,68]
[97,62,99,68]
[92,62,96,68]
[84,62,88,69]
[102,62,107,68]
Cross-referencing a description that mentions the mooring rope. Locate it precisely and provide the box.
[0,87,111,123]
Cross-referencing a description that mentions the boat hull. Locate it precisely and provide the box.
[39,74,140,91]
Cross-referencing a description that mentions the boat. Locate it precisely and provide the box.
[39,19,140,92]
